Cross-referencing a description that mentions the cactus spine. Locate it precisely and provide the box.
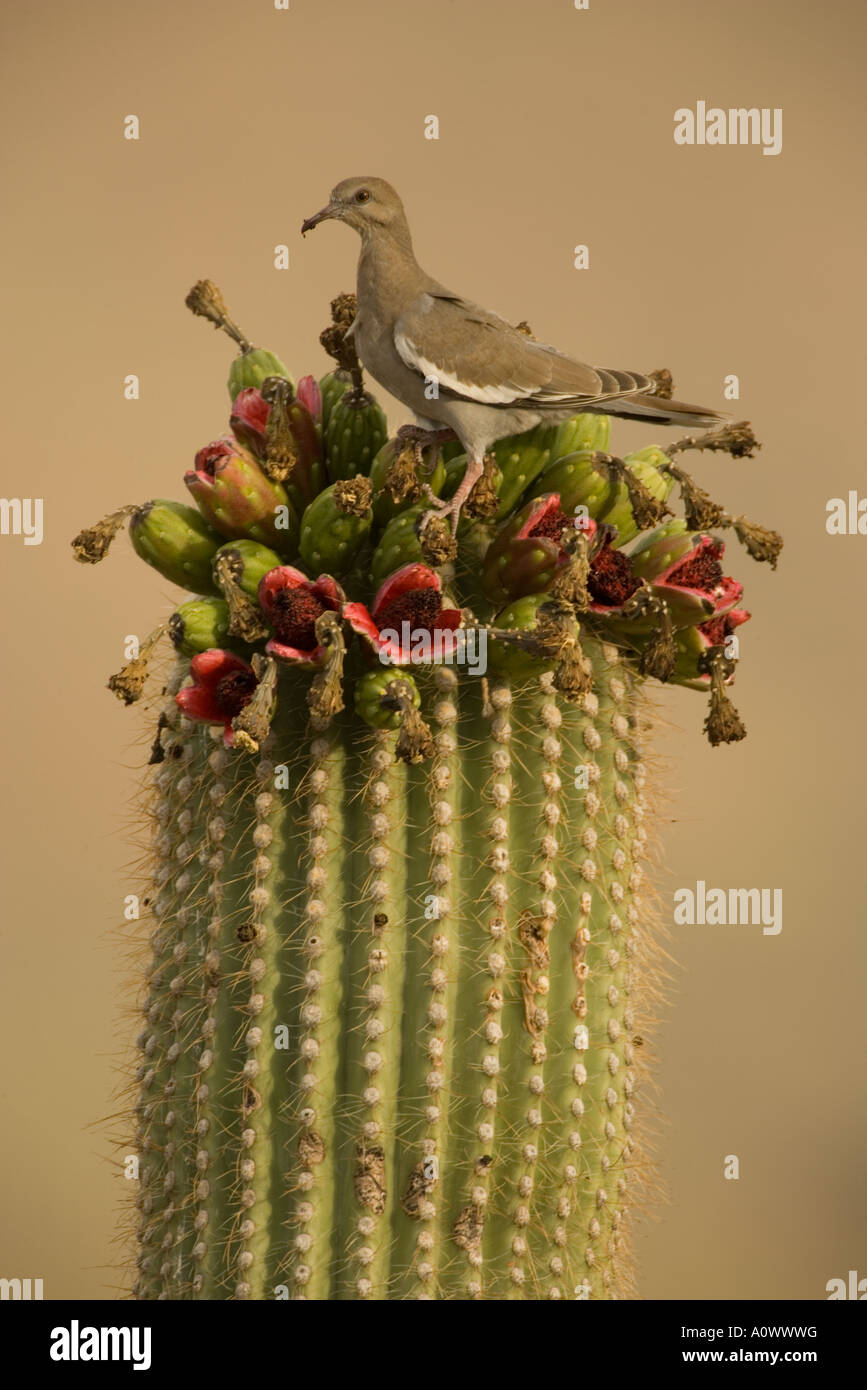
[135,644,648,1300]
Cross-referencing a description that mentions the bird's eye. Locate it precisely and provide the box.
[355,189,371,204]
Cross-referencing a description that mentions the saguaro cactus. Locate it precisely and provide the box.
[73,284,780,1300]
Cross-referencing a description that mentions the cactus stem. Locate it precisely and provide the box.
[416,667,461,1297]
[522,676,567,1294]
[481,676,550,1297]
[159,738,215,1300]
[188,737,245,1300]
[551,682,605,1298]
[565,660,644,1297]
[286,716,349,1298]
[230,737,285,1299]
[458,677,513,1295]
[136,711,198,1298]
[341,729,408,1298]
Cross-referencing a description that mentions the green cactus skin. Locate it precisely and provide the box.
[319,370,353,431]
[552,411,610,460]
[492,423,561,519]
[212,540,283,601]
[354,668,422,728]
[324,391,389,482]
[130,500,222,596]
[228,348,293,402]
[441,451,504,505]
[135,640,650,1300]
[531,450,614,519]
[369,505,426,589]
[298,483,374,577]
[488,593,560,678]
[597,448,676,547]
[493,414,607,520]
[169,597,235,657]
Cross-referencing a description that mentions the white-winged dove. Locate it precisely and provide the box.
[302,176,725,530]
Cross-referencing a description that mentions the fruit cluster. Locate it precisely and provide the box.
[73,283,781,753]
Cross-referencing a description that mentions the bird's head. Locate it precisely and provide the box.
[301,177,408,238]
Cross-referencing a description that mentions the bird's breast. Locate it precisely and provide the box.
[354,312,433,418]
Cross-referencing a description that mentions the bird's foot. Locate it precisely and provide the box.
[419,456,485,537]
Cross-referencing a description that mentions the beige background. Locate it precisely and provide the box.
[1,0,864,1299]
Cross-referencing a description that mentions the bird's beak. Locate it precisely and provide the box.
[301,203,336,235]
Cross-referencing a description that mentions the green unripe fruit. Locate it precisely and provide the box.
[551,410,610,459]
[491,414,609,520]
[488,593,561,677]
[129,500,222,595]
[440,452,504,505]
[212,540,282,602]
[369,505,426,589]
[492,423,560,519]
[531,449,613,519]
[628,518,691,577]
[324,390,388,481]
[228,348,292,402]
[319,369,353,430]
[598,447,676,546]
[440,438,465,464]
[368,440,447,527]
[354,668,422,729]
[168,597,235,657]
[299,482,374,577]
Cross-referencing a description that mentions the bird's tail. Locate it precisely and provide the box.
[590,393,727,429]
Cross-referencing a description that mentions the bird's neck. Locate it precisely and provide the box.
[357,224,425,315]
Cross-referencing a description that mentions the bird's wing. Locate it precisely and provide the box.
[394,290,654,409]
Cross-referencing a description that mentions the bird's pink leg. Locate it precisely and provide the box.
[421,455,485,534]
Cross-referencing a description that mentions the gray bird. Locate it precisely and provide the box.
[302,176,724,530]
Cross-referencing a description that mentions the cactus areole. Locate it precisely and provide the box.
[73,282,780,1300]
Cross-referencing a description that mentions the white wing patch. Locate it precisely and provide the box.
[393,328,526,404]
